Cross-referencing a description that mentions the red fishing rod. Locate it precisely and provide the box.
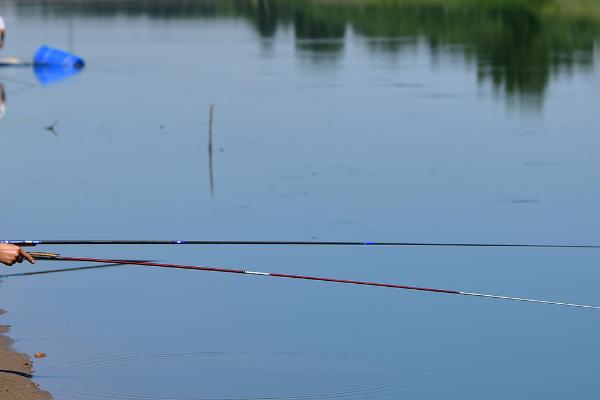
[29,252,599,310]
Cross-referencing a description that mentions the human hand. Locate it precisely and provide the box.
[0,244,35,266]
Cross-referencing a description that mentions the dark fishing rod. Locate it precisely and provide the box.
[0,254,155,278]
[30,253,600,310]
[4,239,600,249]
[1,263,128,278]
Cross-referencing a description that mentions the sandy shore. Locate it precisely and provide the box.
[0,309,52,400]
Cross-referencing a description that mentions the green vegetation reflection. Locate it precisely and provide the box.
[13,0,600,106]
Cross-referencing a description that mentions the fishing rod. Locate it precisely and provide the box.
[4,239,600,249]
[30,252,600,310]
[0,254,155,278]
[1,263,130,278]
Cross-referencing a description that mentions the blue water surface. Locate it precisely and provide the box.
[0,1,599,399]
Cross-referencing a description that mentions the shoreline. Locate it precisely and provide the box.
[0,309,52,400]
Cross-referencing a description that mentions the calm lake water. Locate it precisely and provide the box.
[1,1,599,399]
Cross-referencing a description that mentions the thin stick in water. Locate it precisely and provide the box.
[208,104,215,196]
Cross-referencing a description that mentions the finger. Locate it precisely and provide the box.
[16,256,23,263]
[20,248,36,264]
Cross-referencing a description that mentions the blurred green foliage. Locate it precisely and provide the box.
[12,0,600,103]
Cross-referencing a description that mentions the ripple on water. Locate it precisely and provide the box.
[41,350,414,400]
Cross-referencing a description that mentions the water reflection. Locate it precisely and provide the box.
[33,64,83,85]
[0,15,5,48]
[0,64,81,120]
[208,104,215,197]
[294,11,345,60]
[0,82,5,118]
[6,0,600,108]
[0,11,85,121]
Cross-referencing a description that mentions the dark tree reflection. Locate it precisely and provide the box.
[8,0,600,107]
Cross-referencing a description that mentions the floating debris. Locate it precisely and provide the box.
[45,121,59,135]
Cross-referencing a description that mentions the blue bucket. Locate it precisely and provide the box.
[33,45,85,69]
